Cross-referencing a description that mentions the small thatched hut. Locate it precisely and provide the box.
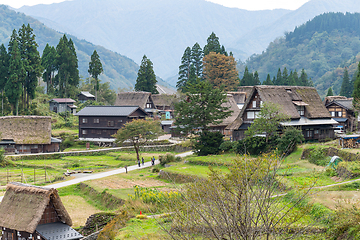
[0,116,60,154]
[0,182,82,240]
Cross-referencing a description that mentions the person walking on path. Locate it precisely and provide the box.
[138,159,141,167]
[142,157,145,166]
[124,165,128,173]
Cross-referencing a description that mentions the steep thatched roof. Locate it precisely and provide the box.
[0,116,51,144]
[152,94,178,108]
[209,94,241,127]
[115,92,152,109]
[226,85,331,130]
[228,92,246,104]
[324,96,349,105]
[0,182,72,233]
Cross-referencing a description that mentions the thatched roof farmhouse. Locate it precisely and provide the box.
[228,85,338,141]
[115,91,155,110]
[0,182,82,240]
[0,116,61,154]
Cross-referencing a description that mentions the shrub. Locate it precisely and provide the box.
[308,148,327,166]
[219,141,237,153]
[193,131,223,156]
[178,139,192,148]
[130,185,180,205]
[236,136,277,155]
[159,153,181,166]
[277,127,304,155]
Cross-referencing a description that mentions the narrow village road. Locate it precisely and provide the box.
[0,151,193,202]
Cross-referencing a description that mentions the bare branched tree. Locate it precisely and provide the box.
[158,153,317,240]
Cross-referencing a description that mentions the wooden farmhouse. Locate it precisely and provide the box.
[49,98,77,114]
[76,105,148,142]
[0,182,82,240]
[77,91,95,102]
[324,96,356,132]
[151,94,178,119]
[0,116,61,154]
[227,86,338,141]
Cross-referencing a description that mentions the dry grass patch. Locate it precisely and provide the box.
[312,191,360,209]
[88,177,168,190]
[61,195,101,227]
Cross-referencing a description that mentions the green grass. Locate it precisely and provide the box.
[115,217,169,240]
[164,162,229,177]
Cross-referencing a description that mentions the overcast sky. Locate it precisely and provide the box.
[0,0,311,10]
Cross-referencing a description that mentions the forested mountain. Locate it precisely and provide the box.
[0,5,141,90]
[244,12,360,97]
[17,0,360,84]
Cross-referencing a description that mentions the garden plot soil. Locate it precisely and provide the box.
[312,191,360,209]
[91,178,168,189]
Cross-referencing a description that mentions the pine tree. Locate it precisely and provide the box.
[288,70,296,86]
[191,43,203,78]
[293,69,299,85]
[88,50,103,101]
[135,55,158,94]
[56,35,79,98]
[274,68,282,85]
[6,30,25,115]
[240,66,254,86]
[282,67,289,85]
[0,44,9,115]
[340,68,352,97]
[263,74,273,85]
[177,47,192,92]
[253,71,261,85]
[41,44,57,94]
[353,62,360,109]
[203,32,222,55]
[327,87,334,96]
[18,24,42,109]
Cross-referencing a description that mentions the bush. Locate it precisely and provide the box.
[308,148,327,166]
[277,127,304,155]
[219,141,237,153]
[193,131,223,156]
[159,153,181,166]
[236,136,277,155]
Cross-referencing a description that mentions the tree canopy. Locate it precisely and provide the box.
[88,50,104,101]
[134,55,158,94]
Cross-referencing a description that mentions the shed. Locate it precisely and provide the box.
[49,98,77,114]
[77,91,95,102]
[0,182,82,240]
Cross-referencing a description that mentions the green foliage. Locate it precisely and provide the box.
[88,49,103,101]
[245,102,290,143]
[340,68,352,97]
[203,32,227,56]
[326,87,334,96]
[134,55,158,94]
[353,61,360,109]
[159,152,181,166]
[328,205,360,239]
[219,140,237,153]
[174,79,232,134]
[308,148,327,166]
[193,131,223,156]
[277,127,305,155]
[237,136,277,155]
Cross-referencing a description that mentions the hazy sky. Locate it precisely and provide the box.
[0,0,311,10]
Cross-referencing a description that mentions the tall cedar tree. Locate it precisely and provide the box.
[203,52,239,91]
[327,87,334,96]
[352,62,360,109]
[0,44,9,115]
[263,74,273,85]
[135,55,158,94]
[55,35,79,98]
[88,50,103,101]
[203,32,223,56]
[253,71,261,85]
[6,30,25,116]
[240,66,254,86]
[174,79,232,134]
[191,43,203,77]
[41,44,58,94]
[340,68,352,97]
[274,68,283,85]
[18,24,42,109]
[177,47,192,92]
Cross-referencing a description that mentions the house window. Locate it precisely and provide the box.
[94,118,100,123]
[108,121,114,127]
[314,130,319,134]
[297,106,305,116]
[331,111,335,117]
[306,130,313,138]
[118,120,123,123]
[82,118,88,123]
[254,111,260,118]
[82,130,87,135]
[338,111,342,117]
[260,101,263,107]
[247,111,255,119]
[146,103,152,108]
[97,130,101,135]
[252,101,257,108]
